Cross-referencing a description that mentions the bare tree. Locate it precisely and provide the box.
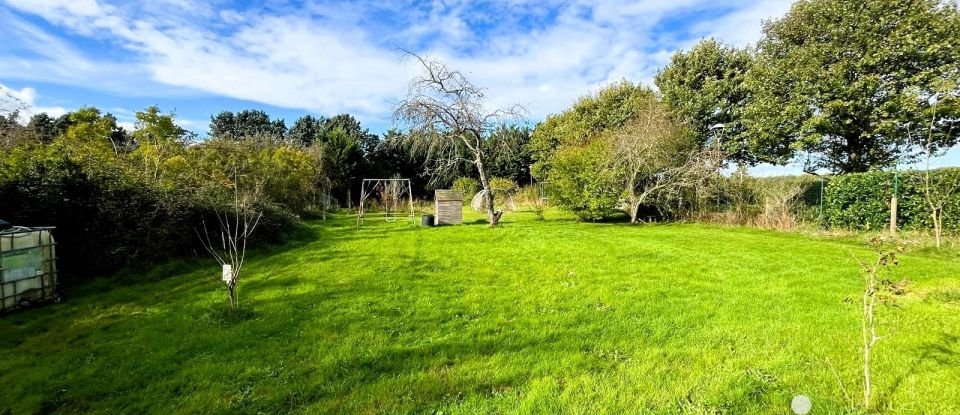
[197,175,264,310]
[0,85,27,115]
[609,106,724,223]
[911,93,959,248]
[0,86,31,149]
[754,180,806,230]
[394,53,525,227]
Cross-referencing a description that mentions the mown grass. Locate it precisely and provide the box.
[1,210,958,414]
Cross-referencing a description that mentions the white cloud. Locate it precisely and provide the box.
[0,83,68,123]
[691,0,796,47]
[1,0,800,125]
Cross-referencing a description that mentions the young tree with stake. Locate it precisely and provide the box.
[395,53,526,227]
[910,88,959,249]
[197,174,263,310]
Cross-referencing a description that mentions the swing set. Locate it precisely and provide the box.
[356,178,415,228]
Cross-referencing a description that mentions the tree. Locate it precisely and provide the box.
[394,53,525,227]
[325,113,379,156]
[855,238,903,410]
[655,39,753,164]
[911,89,960,248]
[530,81,656,177]
[321,126,364,199]
[62,107,125,158]
[130,106,190,183]
[210,109,286,141]
[288,115,326,147]
[197,176,263,311]
[483,125,533,185]
[744,0,960,173]
[548,140,621,220]
[27,113,59,144]
[609,102,721,223]
[533,82,709,221]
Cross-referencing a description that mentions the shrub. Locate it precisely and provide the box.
[0,116,313,282]
[823,169,960,232]
[451,177,479,200]
[546,141,620,221]
[489,177,519,195]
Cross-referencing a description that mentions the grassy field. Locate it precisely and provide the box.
[1,210,959,414]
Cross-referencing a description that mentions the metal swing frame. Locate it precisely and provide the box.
[356,178,415,228]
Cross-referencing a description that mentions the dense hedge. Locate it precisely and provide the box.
[0,107,316,283]
[823,169,960,231]
[0,144,295,284]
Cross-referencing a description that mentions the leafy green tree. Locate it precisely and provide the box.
[655,39,753,163]
[129,106,190,184]
[744,0,960,173]
[63,107,126,158]
[530,82,660,219]
[288,115,326,147]
[530,81,659,177]
[27,113,59,144]
[210,109,286,141]
[321,127,364,197]
[325,113,379,156]
[483,125,533,185]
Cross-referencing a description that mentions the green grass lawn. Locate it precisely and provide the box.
[2,210,959,414]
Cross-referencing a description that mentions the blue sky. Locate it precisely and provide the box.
[1,0,957,174]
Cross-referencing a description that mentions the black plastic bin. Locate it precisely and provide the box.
[421,214,435,227]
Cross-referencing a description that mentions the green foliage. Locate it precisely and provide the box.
[744,0,960,173]
[451,177,479,198]
[209,109,286,141]
[0,107,315,281]
[530,81,658,176]
[655,38,753,163]
[823,169,960,231]
[547,140,620,220]
[482,125,533,184]
[530,82,658,220]
[532,82,704,222]
[488,177,519,195]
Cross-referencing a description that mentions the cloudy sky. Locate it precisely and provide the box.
[1,0,957,172]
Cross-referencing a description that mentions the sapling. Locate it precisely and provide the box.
[856,237,903,409]
[197,179,263,310]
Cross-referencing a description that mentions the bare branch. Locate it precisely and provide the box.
[393,52,527,226]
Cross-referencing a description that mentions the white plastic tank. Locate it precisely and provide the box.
[0,226,58,311]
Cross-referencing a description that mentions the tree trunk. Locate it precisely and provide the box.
[475,153,502,227]
[227,283,236,310]
[933,210,942,249]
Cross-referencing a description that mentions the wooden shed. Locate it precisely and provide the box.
[434,190,463,225]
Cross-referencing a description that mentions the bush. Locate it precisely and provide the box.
[0,113,314,283]
[823,169,960,232]
[489,177,519,195]
[451,177,479,200]
[546,141,620,221]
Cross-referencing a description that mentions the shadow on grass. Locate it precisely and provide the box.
[876,332,959,410]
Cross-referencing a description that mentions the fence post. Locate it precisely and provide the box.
[889,172,899,236]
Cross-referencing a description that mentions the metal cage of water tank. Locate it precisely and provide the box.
[0,226,59,312]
